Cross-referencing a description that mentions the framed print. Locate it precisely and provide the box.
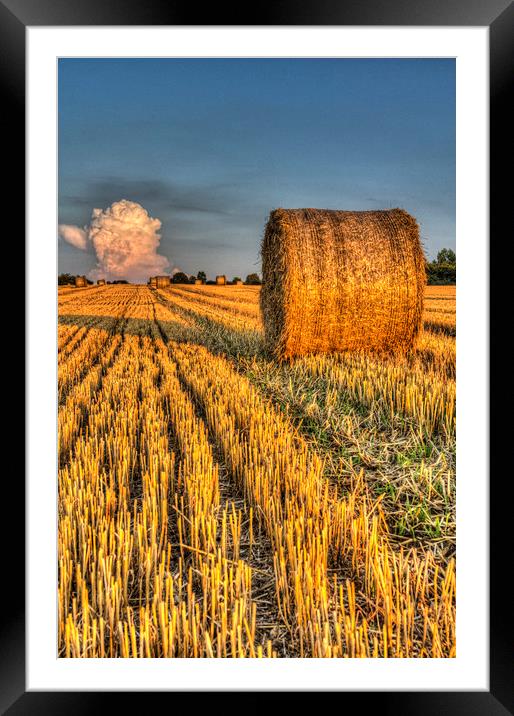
[3,0,511,710]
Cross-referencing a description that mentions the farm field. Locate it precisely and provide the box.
[58,283,456,658]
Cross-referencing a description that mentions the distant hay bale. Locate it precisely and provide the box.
[97,279,106,286]
[216,275,226,285]
[234,279,243,286]
[194,278,203,285]
[149,276,157,287]
[75,275,87,288]
[155,275,171,288]
[260,208,425,359]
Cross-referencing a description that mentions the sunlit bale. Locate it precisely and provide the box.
[155,275,171,288]
[260,208,426,359]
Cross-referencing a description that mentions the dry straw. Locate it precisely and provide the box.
[194,278,204,285]
[216,275,226,285]
[260,208,425,359]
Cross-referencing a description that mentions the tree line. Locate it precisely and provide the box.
[172,271,262,285]
[58,272,262,286]
[426,249,456,285]
[58,274,129,285]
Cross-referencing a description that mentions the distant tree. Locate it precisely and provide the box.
[197,271,207,282]
[172,271,190,284]
[86,278,94,285]
[206,280,215,285]
[436,248,456,264]
[58,273,75,285]
[188,275,196,284]
[232,276,242,284]
[426,248,456,285]
[112,279,129,284]
[245,273,261,285]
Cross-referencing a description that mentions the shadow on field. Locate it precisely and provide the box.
[59,309,454,367]
[423,320,456,337]
[58,311,265,359]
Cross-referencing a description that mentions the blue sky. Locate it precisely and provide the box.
[59,58,455,279]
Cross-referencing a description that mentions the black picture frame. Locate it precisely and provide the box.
[4,0,511,710]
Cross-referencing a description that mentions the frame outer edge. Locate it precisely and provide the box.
[0,0,512,26]
[0,0,26,714]
[490,2,514,715]
[6,0,510,708]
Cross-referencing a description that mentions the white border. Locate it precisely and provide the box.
[27,27,488,691]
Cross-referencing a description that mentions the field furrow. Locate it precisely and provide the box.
[170,286,261,319]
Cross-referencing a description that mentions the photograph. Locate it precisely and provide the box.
[57,57,457,659]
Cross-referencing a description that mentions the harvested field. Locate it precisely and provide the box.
[58,283,456,658]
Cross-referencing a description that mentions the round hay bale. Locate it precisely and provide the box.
[260,208,426,359]
[155,275,171,288]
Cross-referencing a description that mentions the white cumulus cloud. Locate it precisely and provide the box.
[59,200,171,283]
[58,224,88,250]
